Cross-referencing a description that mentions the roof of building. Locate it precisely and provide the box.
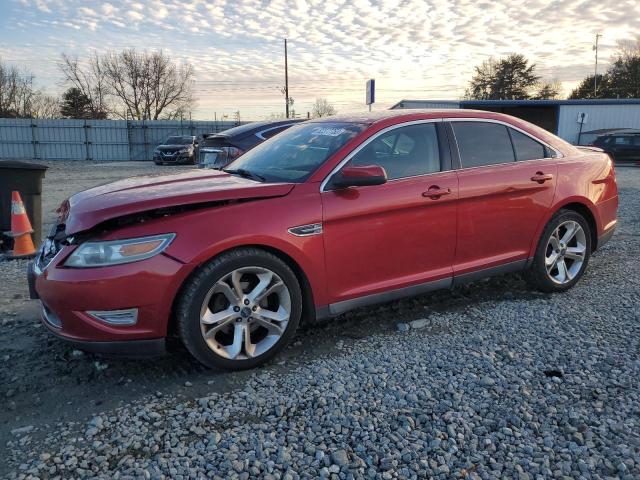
[391,98,640,109]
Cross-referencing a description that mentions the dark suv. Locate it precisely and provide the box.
[592,133,640,162]
[198,120,303,169]
[153,136,198,165]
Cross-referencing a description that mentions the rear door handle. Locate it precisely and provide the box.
[422,186,451,199]
[531,172,553,183]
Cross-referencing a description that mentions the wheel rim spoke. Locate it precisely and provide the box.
[252,317,285,335]
[243,324,256,358]
[214,282,239,304]
[202,306,235,325]
[256,305,289,323]
[255,281,285,304]
[565,245,585,261]
[246,271,273,302]
[222,323,245,359]
[561,222,578,244]
[231,270,245,299]
[556,259,569,282]
[204,317,235,338]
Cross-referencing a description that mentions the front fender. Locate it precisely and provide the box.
[95,185,328,308]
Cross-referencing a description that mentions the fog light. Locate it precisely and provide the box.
[87,308,138,326]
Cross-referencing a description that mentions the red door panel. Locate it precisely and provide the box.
[455,160,557,274]
[322,171,458,303]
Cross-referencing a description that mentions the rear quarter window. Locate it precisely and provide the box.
[508,128,547,161]
[452,122,515,168]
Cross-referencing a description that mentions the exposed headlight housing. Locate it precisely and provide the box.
[65,233,176,268]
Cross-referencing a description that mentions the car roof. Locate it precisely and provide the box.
[210,119,304,138]
[308,108,518,125]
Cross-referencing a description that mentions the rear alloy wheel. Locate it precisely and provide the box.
[526,210,592,292]
[544,220,587,285]
[177,249,302,369]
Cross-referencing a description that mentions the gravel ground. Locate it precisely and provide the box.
[1,162,639,479]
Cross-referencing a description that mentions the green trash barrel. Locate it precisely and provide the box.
[0,160,48,251]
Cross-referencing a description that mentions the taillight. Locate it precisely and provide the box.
[199,146,244,169]
[221,146,244,166]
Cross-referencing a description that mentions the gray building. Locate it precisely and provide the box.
[391,99,640,145]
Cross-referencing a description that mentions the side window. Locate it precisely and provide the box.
[349,123,440,180]
[613,136,632,145]
[509,128,547,161]
[452,122,515,168]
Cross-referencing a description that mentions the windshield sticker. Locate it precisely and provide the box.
[311,127,347,137]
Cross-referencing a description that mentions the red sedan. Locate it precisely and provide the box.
[30,110,618,369]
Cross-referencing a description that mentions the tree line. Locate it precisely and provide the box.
[465,38,640,100]
[1,40,638,120]
[0,49,194,120]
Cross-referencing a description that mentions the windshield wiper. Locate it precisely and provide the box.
[223,168,266,182]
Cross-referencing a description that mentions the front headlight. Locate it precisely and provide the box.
[65,233,176,268]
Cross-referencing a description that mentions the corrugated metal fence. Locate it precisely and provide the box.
[0,118,240,161]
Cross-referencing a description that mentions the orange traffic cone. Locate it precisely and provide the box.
[6,191,36,259]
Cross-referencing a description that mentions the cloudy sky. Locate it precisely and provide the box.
[1,0,638,120]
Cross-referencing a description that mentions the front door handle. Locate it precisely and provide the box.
[531,172,553,184]
[422,186,451,199]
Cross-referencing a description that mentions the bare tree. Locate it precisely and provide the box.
[59,53,110,118]
[0,58,37,117]
[311,98,336,118]
[83,49,195,120]
[30,91,61,118]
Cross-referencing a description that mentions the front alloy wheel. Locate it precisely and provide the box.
[177,248,302,370]
[200,267,291,360]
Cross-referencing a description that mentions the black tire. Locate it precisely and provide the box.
[525,209,592,293]
[176,248,302,370]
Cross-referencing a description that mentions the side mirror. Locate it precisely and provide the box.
[331,165,387,189]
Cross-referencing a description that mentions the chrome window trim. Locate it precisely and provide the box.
[255,123,299,140]
[320,119,443,192]
[445,117,564,167]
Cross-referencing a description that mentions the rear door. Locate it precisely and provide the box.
[321,121,458,306]
[449,120,558,276]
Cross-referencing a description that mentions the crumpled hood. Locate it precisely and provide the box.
[63,169,295,234]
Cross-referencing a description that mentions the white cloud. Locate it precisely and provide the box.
[127,10,144,21]
[102,3,117,15]
[4,0,640,119]
[78,6,96,16]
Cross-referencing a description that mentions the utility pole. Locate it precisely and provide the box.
[284,38,290,119]
[593,33,602,97]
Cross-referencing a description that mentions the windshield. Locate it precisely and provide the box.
[225,122,365,182]
[164,136,193,145]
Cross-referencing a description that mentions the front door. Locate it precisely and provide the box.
[321,122,458,306]
[450,121,558,275]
